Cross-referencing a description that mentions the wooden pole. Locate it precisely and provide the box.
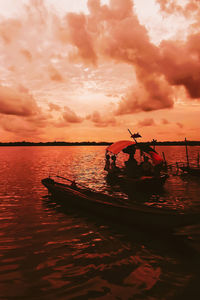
[176,162,179,175]
[128,128,137,143]
[162,152,167,168]
[185,138,189,167]
[152,139,157,150]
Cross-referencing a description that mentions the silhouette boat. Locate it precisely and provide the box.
[41,177,199,231]
[180,165,200,176]
[105,138,168,189]
[178,138,200,176]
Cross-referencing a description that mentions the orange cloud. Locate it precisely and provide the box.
[162,118,170,124]
[48,102,61,111]
[0,0,200,141]
[138,118,156,127]
[176,122,184,128]
[156,0,200,17]
[48,65,63,81]
[20,49,32,61]
[67,13,97,65]
[63,0,200,115]
[0,85,40,117]
[0,19,21,44]
[63,106,83,123]
[87,111,118,127]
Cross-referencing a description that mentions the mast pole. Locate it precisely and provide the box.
[185,138,189,167]
[128,129,137,143]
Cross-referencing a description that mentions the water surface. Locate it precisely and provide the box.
[0,145,200,299]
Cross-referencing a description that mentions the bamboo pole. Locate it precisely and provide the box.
[185,138,189,167]
[162,152,168,170]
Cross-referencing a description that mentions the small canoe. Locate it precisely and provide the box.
[42,177,199,231]
[180,166,200,176]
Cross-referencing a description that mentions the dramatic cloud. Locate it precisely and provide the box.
[67,12,97,65]
[159,35,200,99]
[63,106,83,123]
[87,111,118,127]
[63,0,200,115]
[0,0,200,141]
[0,115,43,136]
[0,85,40,117]
[115,77,173,115]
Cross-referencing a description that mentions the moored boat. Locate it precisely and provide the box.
[180,165,200,176]
[104,136,168,189]
[106,172,168,191]
[42,177,200,231]
[179,138,200,177]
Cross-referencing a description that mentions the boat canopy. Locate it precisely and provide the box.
[106,140,163,165]
[106,140,135,155]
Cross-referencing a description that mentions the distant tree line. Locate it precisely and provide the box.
[0,140,200,146]
[0,141,112,146]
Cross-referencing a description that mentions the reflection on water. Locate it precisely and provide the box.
[0,145,200,299]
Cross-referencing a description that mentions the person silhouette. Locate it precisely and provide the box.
[104,153,110,171]
[140,156,153,176]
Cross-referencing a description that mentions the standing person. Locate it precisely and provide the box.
[104,153,110,171]
[110,155,120,174]
[124,152,140,178]
[140,156,153,175]
[110,155,117,169]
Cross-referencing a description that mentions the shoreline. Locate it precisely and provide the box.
[0,141,200,147]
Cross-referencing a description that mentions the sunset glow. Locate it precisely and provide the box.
[0,0,200,142]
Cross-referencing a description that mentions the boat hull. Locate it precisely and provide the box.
[180,166,200,176]
[106,173,168,190]
[42,178,199,231]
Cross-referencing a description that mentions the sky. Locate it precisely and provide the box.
[0,0,200,142]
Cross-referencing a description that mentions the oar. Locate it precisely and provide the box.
[56,175,75,184]
[55,175,96,192]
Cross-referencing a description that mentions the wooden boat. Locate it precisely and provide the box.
[105,137,168,189]
[179,138,200,176]
[180,165,200,176]
[42,177,200,231]
[106,172,168,190]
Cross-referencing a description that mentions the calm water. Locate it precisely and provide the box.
[0,145,200,300]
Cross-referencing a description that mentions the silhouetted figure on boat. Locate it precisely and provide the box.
[104,153,110,171]
[125,153,140,178]
[110,155,117,169]
[154,162,163,177]
[109,155,120,174]
[140,156,153,176]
